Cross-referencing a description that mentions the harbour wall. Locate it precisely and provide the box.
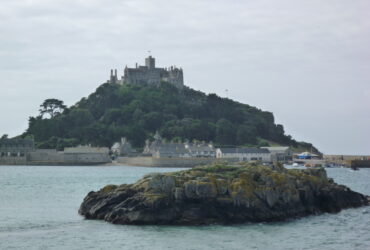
[0,156,27,165]
[324,155,370,167]
[27,150,111,165]
[350,160,370,168]
[0,150,111,166]
[117,157,217,168]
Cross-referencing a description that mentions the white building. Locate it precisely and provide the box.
[216,148,271,163]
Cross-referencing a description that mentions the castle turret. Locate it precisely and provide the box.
[145,56,155,69]
[109,69,118,84]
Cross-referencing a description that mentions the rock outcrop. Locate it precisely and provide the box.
[79,163,369,225]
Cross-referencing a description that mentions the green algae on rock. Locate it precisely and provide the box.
[79,163,369,225]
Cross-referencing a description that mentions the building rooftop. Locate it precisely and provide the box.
[261,147,290,152]
[219,148,270,154]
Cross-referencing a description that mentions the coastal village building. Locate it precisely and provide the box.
[111,137,135,156]
[261,147,293,163]
[107,56,184,89]
[0,138,35,157]
[143,132,190,158]
[184,142,216,158]
[143,132,215,158]
[216,148,271,163]
[152,143,190,158]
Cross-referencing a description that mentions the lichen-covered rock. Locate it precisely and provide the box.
[79,163,369,225]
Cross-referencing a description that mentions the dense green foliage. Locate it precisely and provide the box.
[24,82,314,150]
[39,98,67,119]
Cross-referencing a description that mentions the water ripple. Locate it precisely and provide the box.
[0,166,369,250]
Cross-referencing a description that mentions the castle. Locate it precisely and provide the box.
[107,56,184,89]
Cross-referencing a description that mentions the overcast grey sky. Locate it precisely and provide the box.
[1,0,369,155]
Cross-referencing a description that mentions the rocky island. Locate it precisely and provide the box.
[79,163,369,225]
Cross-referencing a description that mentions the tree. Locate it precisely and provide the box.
[215,119,236,145]
[23,83,314,151]
[1,134,8,139]
[39,99,67,118]
[236,125,257,145]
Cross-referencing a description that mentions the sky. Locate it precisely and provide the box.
[0,0,369,155]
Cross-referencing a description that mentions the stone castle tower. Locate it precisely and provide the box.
[107,56,184,89]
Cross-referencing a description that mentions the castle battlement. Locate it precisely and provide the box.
[107,56,184,89]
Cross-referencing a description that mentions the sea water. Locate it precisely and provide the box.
[0,166,369,250]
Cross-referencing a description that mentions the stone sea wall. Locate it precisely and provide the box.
[117,157,216,168]
[28,151,110,165]
[0,156,27,165]
[351,160,370,168]
[0,151,111,166]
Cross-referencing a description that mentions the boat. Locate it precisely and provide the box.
[350,165,360,171]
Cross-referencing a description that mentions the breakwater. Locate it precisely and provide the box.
[324,155,370,168]
[0,150,111,166]
[117,156,216,168]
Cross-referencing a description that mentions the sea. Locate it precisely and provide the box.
[0,165,369,250]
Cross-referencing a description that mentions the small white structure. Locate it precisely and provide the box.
[261,147,293,162]
[216,148,271,163]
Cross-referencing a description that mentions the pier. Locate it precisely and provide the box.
[293,155,370,168]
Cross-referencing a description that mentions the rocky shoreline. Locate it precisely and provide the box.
[79,163,369,225]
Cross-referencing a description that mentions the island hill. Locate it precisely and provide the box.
[18,55,317,159]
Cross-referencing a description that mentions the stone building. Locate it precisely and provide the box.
[111,137,135,156]
[216,148,271,163]
[0,138,35,157]
[143,131,164,155]
[261,147,293,163]
[143,132,215,158]
[152,144,190,158]
[143,132,187,158]
[184,142,216,158]
[107,56,184,89]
